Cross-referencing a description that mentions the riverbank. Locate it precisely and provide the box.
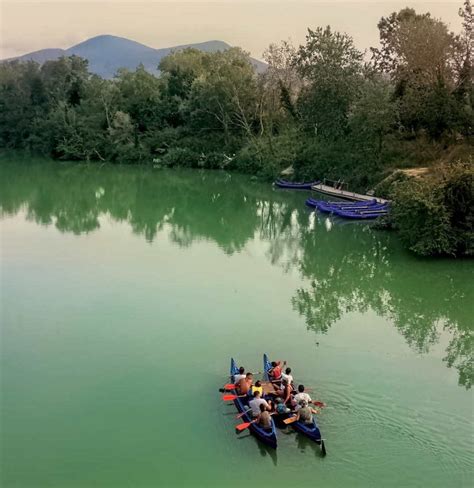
[2,150,473,258]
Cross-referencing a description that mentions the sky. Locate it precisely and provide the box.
[0,1,465,60]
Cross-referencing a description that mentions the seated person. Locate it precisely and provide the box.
[281,367,294,387]
[293,384,312,407]
[276,378,294,407]
[237,372,253,395]
[256,403,273,430]
[295,400,318,425]
[275,397,291,415]
[251,380,263,396]
[233,367,246,384]
[268,360,285,382]
[248,390,270,417]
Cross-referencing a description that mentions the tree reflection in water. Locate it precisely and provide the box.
[1,158,472,388]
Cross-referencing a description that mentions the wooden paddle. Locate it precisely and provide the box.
[283,416,298,425]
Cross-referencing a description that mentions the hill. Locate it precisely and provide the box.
[4,35,266,78]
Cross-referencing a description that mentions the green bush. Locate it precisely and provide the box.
[161,147,200,167]
[390,161,473,256]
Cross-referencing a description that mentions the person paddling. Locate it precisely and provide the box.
[237,372,253,395]
[233,366,246,384]
[268,360,286,383]
[294,384,312,407]
[295,400,318,425]
[256,403,273,430]
[248,390,271,417]
[275,397,291,415]
[281,367,294,387]
[277,378,294,407]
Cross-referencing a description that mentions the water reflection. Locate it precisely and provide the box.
[1,159,472,388]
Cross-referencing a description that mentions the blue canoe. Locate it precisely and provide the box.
[230,358,277,449]
[275,179,320,190]
[333,208,389,219]
[306,198,385,211]
[263,354,326,453]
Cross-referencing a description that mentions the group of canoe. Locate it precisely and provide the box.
[306,198,390,219]
[223,354,326,455]
[274,178,389,219]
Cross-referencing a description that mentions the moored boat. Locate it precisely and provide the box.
[263,354,326,454]
[306,198,384,211]
[230,358,277,449]
[333,208,389,219]
[306,198,389,219]
[275,179,320,190]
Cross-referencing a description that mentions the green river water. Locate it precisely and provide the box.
[1,158,473,487]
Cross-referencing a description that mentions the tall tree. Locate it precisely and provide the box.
[295,26,364,139]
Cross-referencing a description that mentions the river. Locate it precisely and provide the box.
[1,158,473,487]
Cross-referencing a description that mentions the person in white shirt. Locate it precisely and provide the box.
[233,366,246,384]
[293,384,312,409]
[281,367,293,386]
[248,390,270,417]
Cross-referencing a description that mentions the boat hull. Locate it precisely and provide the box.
[306,198,389,219]
[263,353,323,445]
[275,179,320,190]
[230,358,277,449]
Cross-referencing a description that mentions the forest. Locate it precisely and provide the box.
[0,3,473,257]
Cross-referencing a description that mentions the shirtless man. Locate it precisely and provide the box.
[256,403,273,430]
[236,372,253,395]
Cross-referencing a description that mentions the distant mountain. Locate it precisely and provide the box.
[4,35,266,78]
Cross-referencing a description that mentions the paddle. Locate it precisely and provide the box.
[219,384,237,393]
[235,411,277,431]
[235,409,250,419]
[222,394,247,401]
[283,408,320,425]
[320,439,327,457]
[235,420,256,432]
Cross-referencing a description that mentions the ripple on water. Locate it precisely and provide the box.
[317,383,473,481]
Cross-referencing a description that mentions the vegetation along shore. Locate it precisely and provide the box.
[1,2,472,257]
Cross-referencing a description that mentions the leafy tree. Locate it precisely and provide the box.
[115,65,163,132]
[295,26,364,140]
[371,8,462,139]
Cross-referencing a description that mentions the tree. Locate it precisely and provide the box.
[187,48,258,142]
[295,26,364,139]
[452,0,474,135]
[371,8,460,138]
[261,40,301,120]
[115,65,163,133]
